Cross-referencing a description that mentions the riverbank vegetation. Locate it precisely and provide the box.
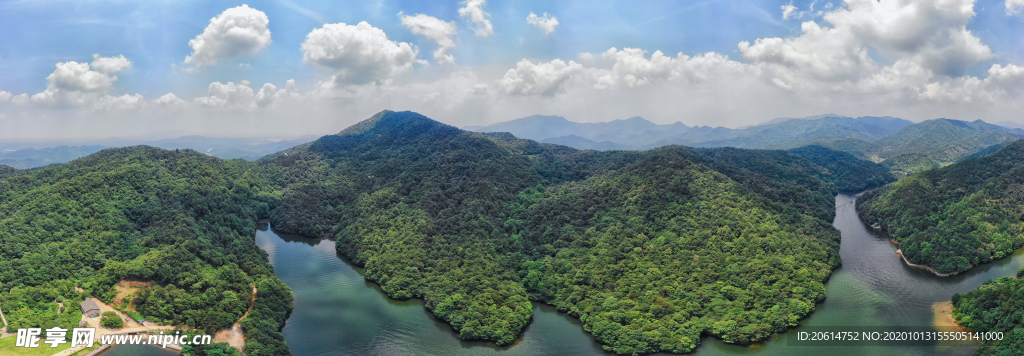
[857,140,1024,274]
[952,276,1024,354]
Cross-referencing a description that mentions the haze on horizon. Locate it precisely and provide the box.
[2,0,1024,141]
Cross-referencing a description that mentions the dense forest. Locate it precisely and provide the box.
[858,140,1024,274]
[0,148,292,355]
[788,145,895,192]
[827,119,1023,176]
[0,110,895,355]
[258,111,865,353]
[952,274,1024,355]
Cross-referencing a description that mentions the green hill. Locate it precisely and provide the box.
[826,119,1022,176]
[261,111,849,353]
[951,275,1024,355]
[788,145,896,192]
[0,147,291,356]
[0,111,897,355]
[857,140,1024,274]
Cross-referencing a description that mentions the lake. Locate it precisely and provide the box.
[253,193,1024,355]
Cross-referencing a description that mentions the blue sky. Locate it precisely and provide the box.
[2,0,1024,140]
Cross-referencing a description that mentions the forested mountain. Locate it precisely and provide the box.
[470,114,1024,178]
[259,110,865,353]
[467,114,912,152]
[464,115,689,148]
[0,147,292,355]
[0,145,106,169]
[540,135,632,150]
[857,140,1024,274]
[858,119,1024,175]
[649,115,912,150]
[0,110,895,355]
[0,136,317,169]
[788,145,895,192]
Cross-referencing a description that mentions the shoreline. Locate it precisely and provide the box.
[895,249,964,277]
[855,210,965,278]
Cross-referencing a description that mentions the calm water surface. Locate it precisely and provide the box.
[256,194,1024,355]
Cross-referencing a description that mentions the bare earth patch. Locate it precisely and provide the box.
[112,280,152,312]
[213,285,257,352]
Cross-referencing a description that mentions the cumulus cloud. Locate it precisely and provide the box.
[527,12,559,35]
[1009,0,1024,16]
[0,91,11,103]
[498,59,583,96]
[781,3,799,19]
[194,81,256,109]
[302,21,418,84]
[744,0,992,84]
[27,55,143,109]
[458,0,494,37]
[153,93,188,107]
[184,4,272,68]
[90,54,131,75]
[400,13,458,64]
[255,80,300,107]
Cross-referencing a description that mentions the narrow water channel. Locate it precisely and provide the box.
[253,193,1024,355]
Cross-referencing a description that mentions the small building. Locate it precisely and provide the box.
[80,298,101,318]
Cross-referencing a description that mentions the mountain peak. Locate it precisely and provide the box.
[337,110,451,137]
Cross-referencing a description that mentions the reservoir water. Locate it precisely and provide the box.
[255,193,1024,355]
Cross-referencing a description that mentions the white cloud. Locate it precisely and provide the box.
[400,13,458,64]
[44,61,118,93]
[153,93,188,107]
[593,48,740,89]
[498,59,583,96]
[255,80,300,107]
[302,21,418,84]
[90,54,131,75]
[184,4,272,68]
[28,55,142,109]
[0,91,11,103]
[781,3,799,19]
[195,81,256,109]
[94,93,144,111]
[11,94,29,106]
[240,63,252,69]
[527,12,559,35]
[1009,0,1024,16]
[458,0,494,37]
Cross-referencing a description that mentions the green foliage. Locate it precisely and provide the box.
[183,342,240,356]
[265,111,843,354]
[825,118,1022,176]
[858,140,1024,274]
[0,281,82,332]
[789,145,896,192]
[0,111,857,355]
[513,151,840,353]
[0,147,291,355]
[100,311,124,328]
[952,277,1024,355]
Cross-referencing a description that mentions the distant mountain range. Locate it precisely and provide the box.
[467,114,1024,176]
[466,114,914,150]
[0,136,316,169]
[0,145,107,169]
